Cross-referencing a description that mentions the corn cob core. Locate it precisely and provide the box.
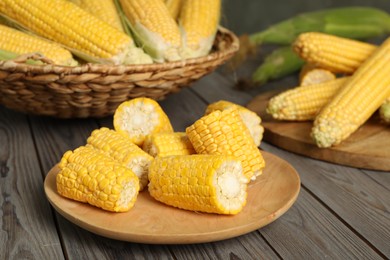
[299,67,336,87]
[293,32,377,74]
[0,0,152,65]
[119,0,182,62]
[0,24,77,66]
[205,100,264,147]
[86,127,153,191]
[267,77,349,121]
[142,132,195,157]
[56,146,139,212]
[186,107,265,181]
[179,0,221,59]
[165,0,182,20]
[311,37,390,148]
[113,97,173,146]
[148,155,248,215]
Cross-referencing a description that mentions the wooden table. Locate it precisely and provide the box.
[1,1,389,259]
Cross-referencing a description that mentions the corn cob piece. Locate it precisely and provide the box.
[379,97,390,124]
[56,146,139,212]
[205,100,264,147]
[69,0,124,32]
[178,0,221,59]
[0,0,152,65]
[267,77,349,121]
[299,64,336,86]
[0,24,77,66]
[311,37,390,148]
[142,132,195,157]
[186,107,265,181]
[86,127,153,191]
[165,0,181,20]
[118,0,182,62]
[148,154,248,215]
[293,32,377,74]
[113,97,173,146]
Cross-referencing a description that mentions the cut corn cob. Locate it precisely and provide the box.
[142,132,195,157]
[178,0,221,59]
[0,0,152,65]
[205,100,264,147]
[86,127,153,191]
[299,64,336,86]
[148,154,248,215]
[186,107,265,181]
[0,24,77,66]
[293,32,377,74]
[56,146,139,212]
[113,97,173,146]
[69,0,124,32]
[165,0,182,20]
[311,37,390,148]
[118,0,182,62]
[267,77,349,121]
[379,97,390,124]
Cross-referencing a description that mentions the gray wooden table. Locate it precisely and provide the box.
[1,1,389,259]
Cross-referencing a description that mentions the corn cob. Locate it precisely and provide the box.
[379,97,390,124]
[205,100,264,147]
[142,132,195,157]
[118,0,182,62]
[148,155,248,215]
[293,32,377,74]
[178,0,221,59]
[299,64,336,86]
[165,0,181,20]
[0,24,77,66]
[69,0,124,32]
[0,0,152,65]
[311,37,390,148]
[186,107,265,181]
[113,97,173,146]
[56,146,139,212]
[86,127,153,191]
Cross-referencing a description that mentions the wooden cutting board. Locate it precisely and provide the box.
[247,91,390,171]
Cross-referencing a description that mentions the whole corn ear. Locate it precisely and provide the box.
[56,146,139,212]
[0,24,77,66]
[293,32,377,74]
[118,0,182,62]
[148,155,248,215]
[0,0,152,65]
[299,64,336,86]
[205,100,264,147]
[142,132,195,157]
[69,0,124,32]
[165,0,182,20]
[113,97,173,146]
[86,127,153,191]
[186,107,265,181]
[311,37,390,148]
[379,98,390,124]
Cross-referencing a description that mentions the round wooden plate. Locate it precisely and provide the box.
[44,151,300,244]
[247,92,390,171]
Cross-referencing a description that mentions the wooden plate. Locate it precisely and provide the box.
[44,151,300,244]
[247,92,390,171]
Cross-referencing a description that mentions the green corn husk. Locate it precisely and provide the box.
[250,6,390,45]
[252,46,304,85]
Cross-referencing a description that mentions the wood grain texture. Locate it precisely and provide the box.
[247,91,390,171]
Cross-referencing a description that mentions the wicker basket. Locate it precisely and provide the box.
[0,27,239,118]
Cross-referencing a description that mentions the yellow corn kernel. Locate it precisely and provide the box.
[205,100,264,147]
[118,0,182,62]
[178,0,221,58]
[148,155,248,215]
[56,146,139,212]
[165,0,182,20]
[0,24,77,66]
[142,132,195,157]
[86,127,153,191]
[379,97,390,124]
[113,97,173,146]
[186,107,265,181]
[0,0,152,65]
[311,37,390,148]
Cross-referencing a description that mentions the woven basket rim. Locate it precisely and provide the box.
[0,27,239,75]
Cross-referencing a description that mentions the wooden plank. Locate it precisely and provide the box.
[0,107,64,260]
[261,142,390,258]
